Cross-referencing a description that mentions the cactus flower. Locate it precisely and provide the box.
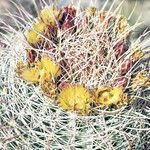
[87,6,96,17]
[20,68,40,83]
[26,21,48,45]
[131,49,144,62]
[116,15,129,37]
[16,56,61,84]
[131,71,150,90]
[95,86,127,107]
[40,6,62,26]
[58,84,92,114]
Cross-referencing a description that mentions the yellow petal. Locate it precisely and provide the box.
[58,84,92,114]
[109,87,123,105]
[40,6,62,26]
[131,50,144,62]
[32,21,47,33]
[26,21,47,45]
[39,69,51,84]
[132,71,150,89]
[87,6,96,16]
[21,68,39,83]
[95,86,110,102]
[116,15,129,37]
[95,86,126,107]
[26,31,40,45]
[40,56,61,78]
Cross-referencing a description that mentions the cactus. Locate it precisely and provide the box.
[0,0,150,149]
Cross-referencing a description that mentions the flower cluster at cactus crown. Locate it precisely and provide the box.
[14,4,150,115]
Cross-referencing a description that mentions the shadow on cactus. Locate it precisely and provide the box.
[0,0,150,149]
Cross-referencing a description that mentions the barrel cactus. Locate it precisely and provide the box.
[0,0,149,149]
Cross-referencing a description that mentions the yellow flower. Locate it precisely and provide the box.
[58,85,92,114]
[110,87,125,104]
[32,21,48,32]
[26,31,39,45]
[132,71,150,90]
[26,21,48,45]
[38,69,51,84]
[95,86,127,107]
[116,15,129,37]
[40,6,62,26]
[87,6,96,16]
[16,56,61,84]
[40,56,61,78]
[131,50,144,62]
[21,68,40,83]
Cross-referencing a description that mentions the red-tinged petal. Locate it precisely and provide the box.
[60,6,76,31]
[114,41,127,58]
[61,19,74,31]
[114,76,128,87]
[121,59,132,75]
[63,6,76,18]
[58,81,70,90]
[27,50,37,64]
